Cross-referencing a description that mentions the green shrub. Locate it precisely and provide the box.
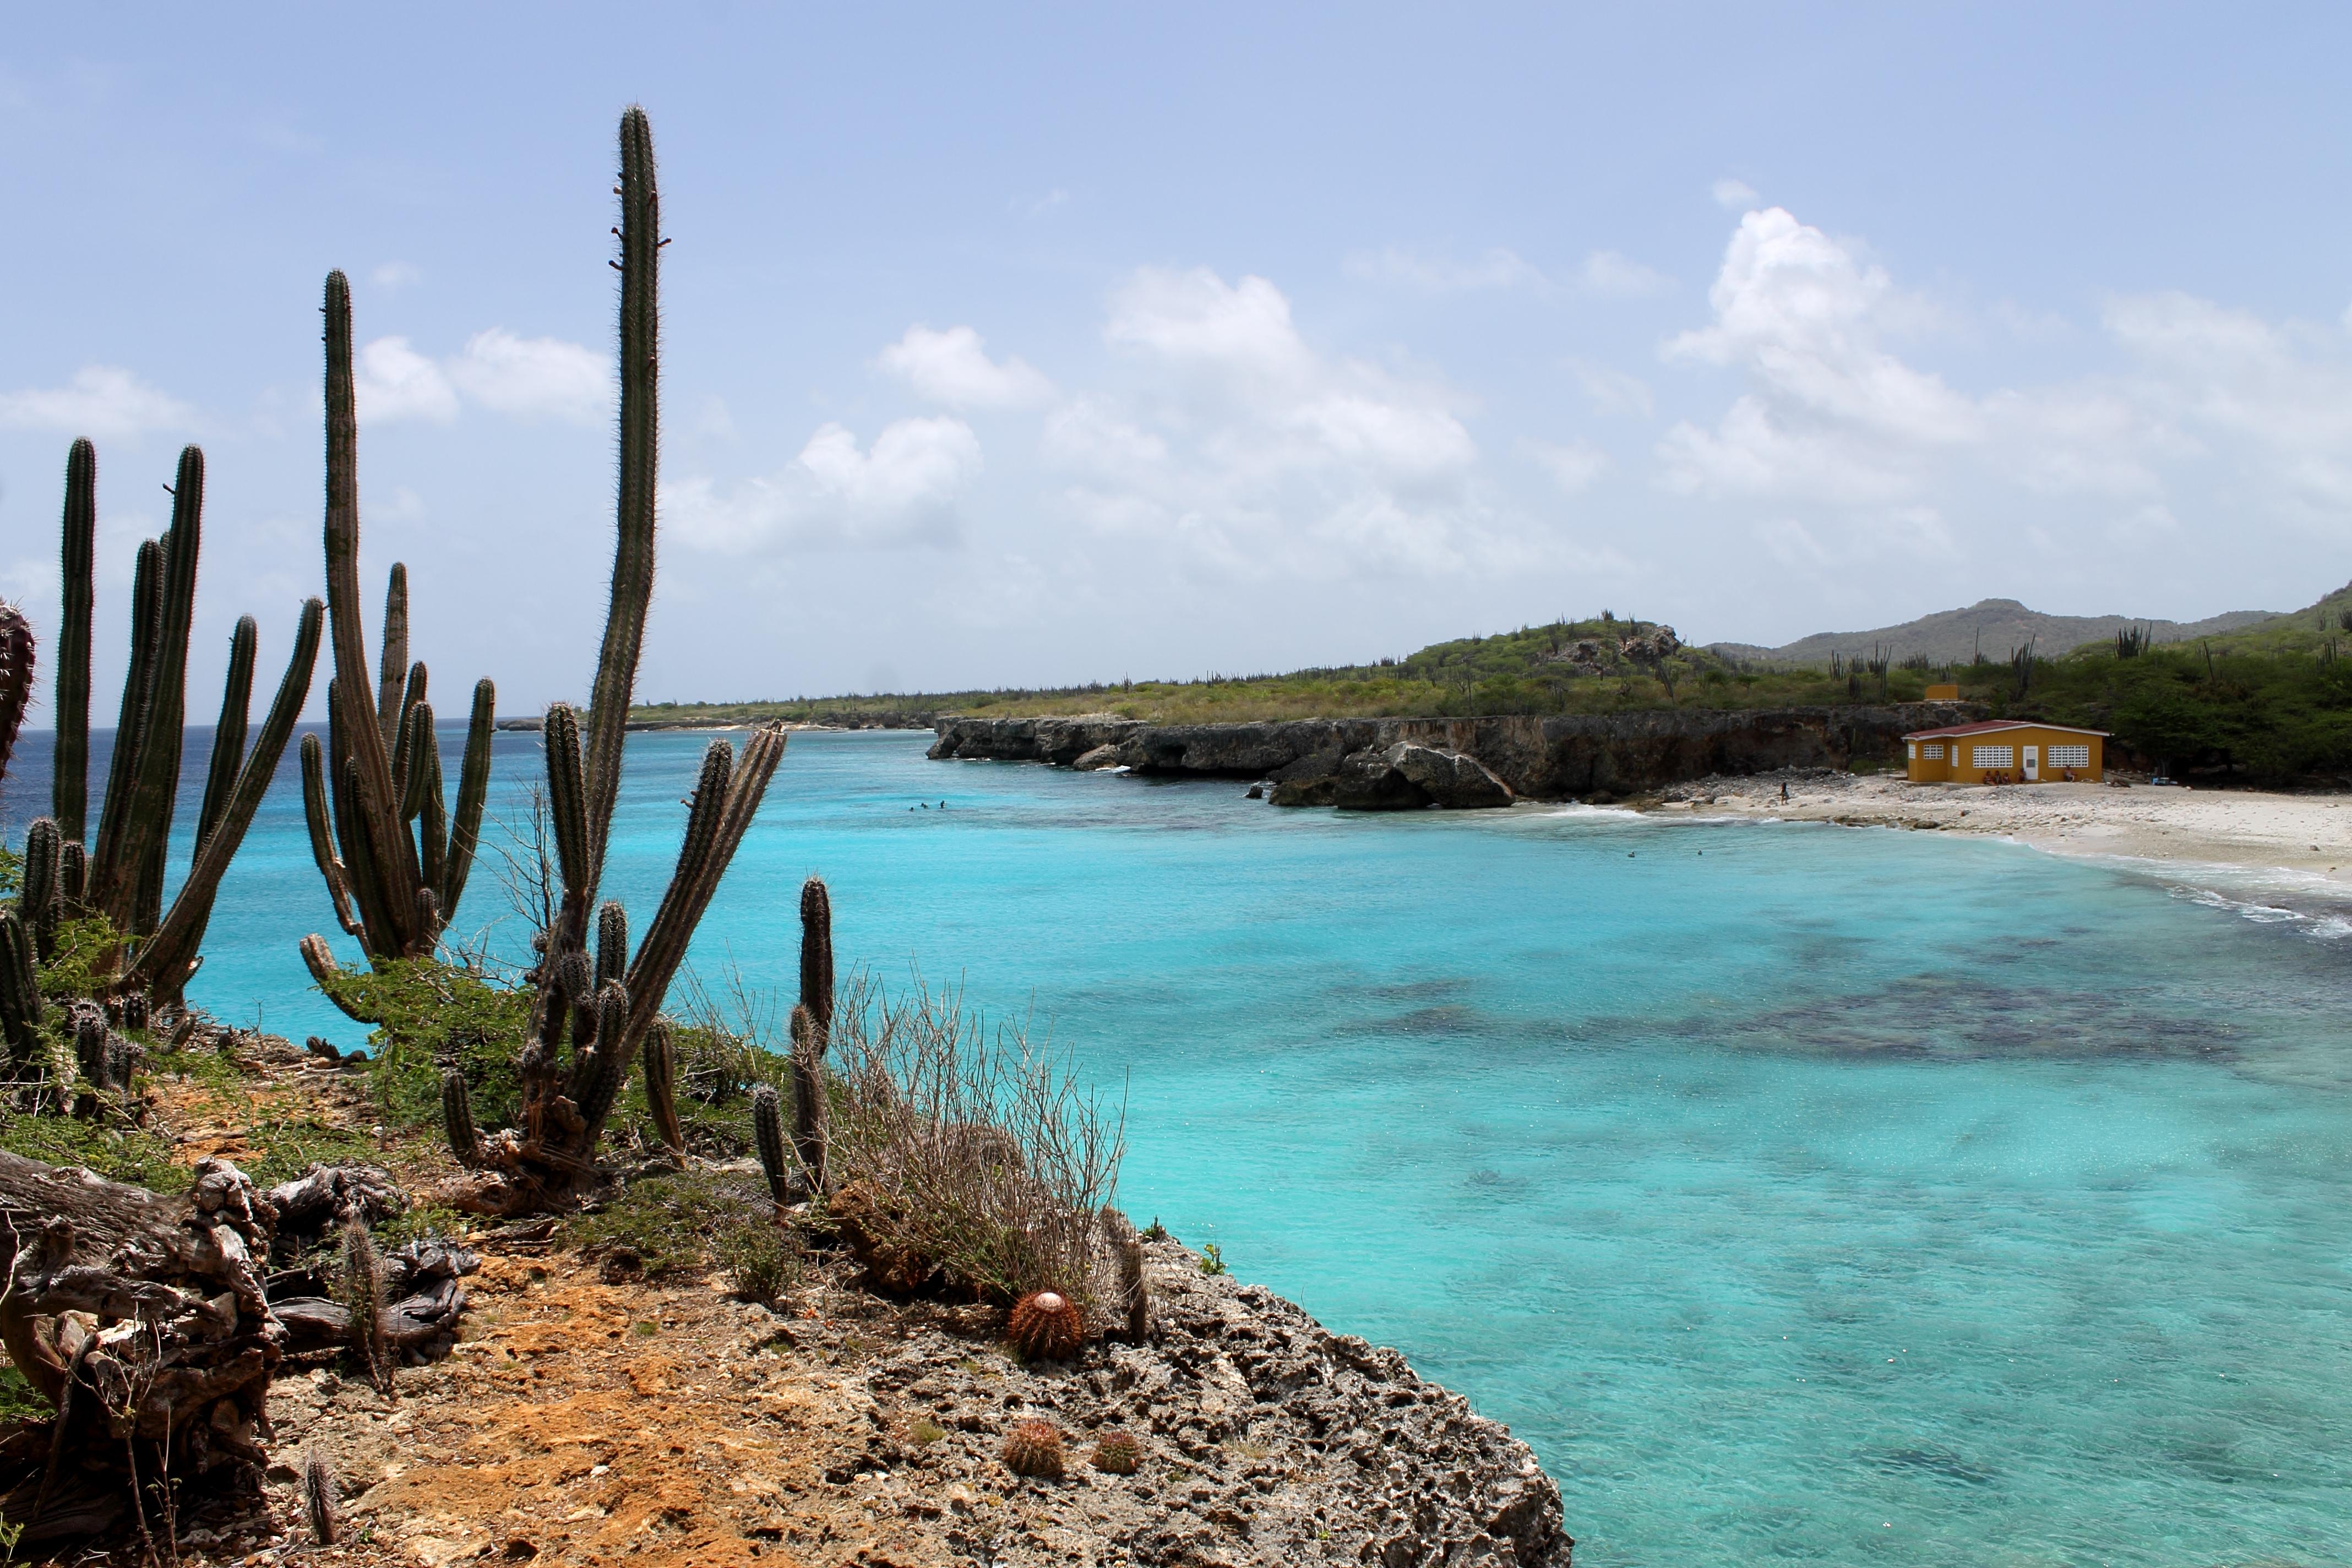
[315,958,531,1131]
[0,1112,179,1190]
[562,1167,784,1281]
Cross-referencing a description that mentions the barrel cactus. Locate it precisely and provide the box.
[1009,1288,1085,1362]
[1002,1418,1065,1480]
[1090,1430,1144,1476]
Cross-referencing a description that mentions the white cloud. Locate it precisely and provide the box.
[668,416,982,553]
[1526,439,1609,494]
[1580,251,1673,298]
[352,329,606,426]
[447,329,610,424]
[0,367,194,439]
[355,336,458,423]
[1712,178,1759,210]
[878,324,1054,410]
[1654,203,2352,575]
[1344,247,1545,293]
[1043,266,1521,578]
[372,261,422,291]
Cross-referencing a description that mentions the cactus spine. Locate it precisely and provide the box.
[0,601,30,787]
[301,270,496,984]
[752,1085,791,1204]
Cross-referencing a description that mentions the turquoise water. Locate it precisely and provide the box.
[7,727,2352,1565]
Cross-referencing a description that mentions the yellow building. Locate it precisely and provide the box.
[1904,720,2107,784]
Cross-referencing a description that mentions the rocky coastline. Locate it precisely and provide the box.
[929,703,1985,805]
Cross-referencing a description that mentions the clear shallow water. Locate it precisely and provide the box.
[7,727,2352,1565]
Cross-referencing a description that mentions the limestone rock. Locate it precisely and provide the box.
[1387,742,1513,808]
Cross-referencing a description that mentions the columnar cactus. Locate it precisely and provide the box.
[799,876,834,1044]
[297,271,496,982]
[18,817,61,962]
[35,437,323,1006]
[435,108,786,1214]
[641,1022,684,1157]
[1101,1207,1150,1343]
[0,909,41,1068]
[51,440,95,841]
[790,1003,827,1196]
[752,1085,791,1205]
[0,600,31,786]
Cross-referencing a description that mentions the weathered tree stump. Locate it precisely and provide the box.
[0,1150,281,1547]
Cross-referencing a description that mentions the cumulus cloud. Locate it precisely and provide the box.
[1712,178,1759,210]
[354,329,608,426]
[878,324,1054,409]
[355,337,459,423]
[0,367,194,439]
[1656,204,2352,570]
[667,416,983,552]
[447,329,610,423]
[1044,266,1518,577]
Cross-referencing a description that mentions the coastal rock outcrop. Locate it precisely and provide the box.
[932,703,1984,802]
[1271,742,1516,810]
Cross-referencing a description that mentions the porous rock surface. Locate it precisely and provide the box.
[862,1239,1572,1565]
[931,704,1984,802]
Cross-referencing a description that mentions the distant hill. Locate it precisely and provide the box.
[1709,597,2279,667]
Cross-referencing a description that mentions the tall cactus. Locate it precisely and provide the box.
[298,271,497,990]
[445,108,787,1213]
[86,446,205,932]
[799,876,834,1047]
[0,601,31,786]
[123,599,324,1003]
[26,438,322,1008]
[49,440,96,835]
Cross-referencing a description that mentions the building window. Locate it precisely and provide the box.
[1972,744,2015,769]
[1920,743,1945,760]
[2048,744,2090,768]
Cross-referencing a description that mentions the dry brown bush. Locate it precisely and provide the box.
[823,973,1124,1312]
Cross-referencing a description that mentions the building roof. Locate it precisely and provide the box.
[1904,719,2110,741]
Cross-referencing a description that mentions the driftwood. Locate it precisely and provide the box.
[0,1150,281,1545]
[0,1153,469,1549]
[270,1237,478,1360]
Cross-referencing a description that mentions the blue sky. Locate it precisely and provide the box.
[4,4,2350,711]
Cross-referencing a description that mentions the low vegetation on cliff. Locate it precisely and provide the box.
[644,604,2352,785]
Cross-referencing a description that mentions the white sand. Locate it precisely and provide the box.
[1650,774,2352,881]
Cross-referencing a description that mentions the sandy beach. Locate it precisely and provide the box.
[1648,771,2352,880]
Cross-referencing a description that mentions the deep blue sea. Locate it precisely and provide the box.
[6,726,2351,1566]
